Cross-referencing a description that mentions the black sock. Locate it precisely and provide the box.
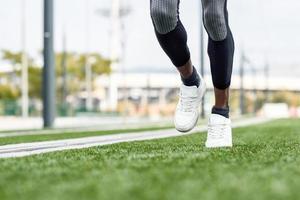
[181,66,200,87]
[212,106,230,118]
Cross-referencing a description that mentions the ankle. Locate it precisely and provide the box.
[214,105,228,109]
[212,106,230,118]
[181,66,200,87]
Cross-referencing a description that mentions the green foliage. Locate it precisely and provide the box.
[1,50,112,100]
[1,50,23,65]
[55,52,111,101]
[0,84,19,100]
[0,84,20,115]
[28,66,42,99]
[271,91,300,107]
[1,50,42,99]
[56,53,111,80]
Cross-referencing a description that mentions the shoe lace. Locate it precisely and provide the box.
[207,124,227,140]
[178,95,197,112]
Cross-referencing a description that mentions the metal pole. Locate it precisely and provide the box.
[264,61,269,102]
[199,1,205,118]
[60,3,67,116]
[239,51,245,115]
[108,0,121,111]
[61,30,67,114]
[120,14,128,123]
[85,60,92,111]
[250,65,257,114]
[96,2,131,112]
[85,0,93,111]
[43,0,55,128]
[21,0,29,118]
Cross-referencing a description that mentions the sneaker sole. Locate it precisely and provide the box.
[205,140,233,148]
[175,114,199,133]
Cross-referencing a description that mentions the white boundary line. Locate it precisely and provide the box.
[0,117,271,159]
[0,122,172,138]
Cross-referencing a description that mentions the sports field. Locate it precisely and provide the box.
[0,119,299,200]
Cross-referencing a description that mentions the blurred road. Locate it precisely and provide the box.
[0,116,173,131]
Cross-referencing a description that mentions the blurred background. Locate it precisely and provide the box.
[0,0,299,130]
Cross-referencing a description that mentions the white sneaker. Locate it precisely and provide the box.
[205,114,233,148]
[174,77,206,132]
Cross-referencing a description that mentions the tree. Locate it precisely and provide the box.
[0,84,19,100]
[271,91,300,107]
[55,52,111,103]
[1,50,42,99]
[1,50,112,101]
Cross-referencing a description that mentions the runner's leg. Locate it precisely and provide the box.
[202,0,234,117]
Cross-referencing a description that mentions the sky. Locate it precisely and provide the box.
[0,0,300,77]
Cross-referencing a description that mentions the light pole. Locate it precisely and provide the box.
[21,0,29,118]
[85,0,93,111]
[43,0,55,128]
[96,0,131,111]
[264,60,270,102]
[239,51,245,115]
[61,29,67,114]
[249,64,257,114]
[199,1,205,119]
[60,3,67,115]
[107,0,121,111]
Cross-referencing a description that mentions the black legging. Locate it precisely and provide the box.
[150,0,235,89]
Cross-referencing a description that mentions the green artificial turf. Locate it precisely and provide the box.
[0,125,173,146]
[0,119,300,200]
